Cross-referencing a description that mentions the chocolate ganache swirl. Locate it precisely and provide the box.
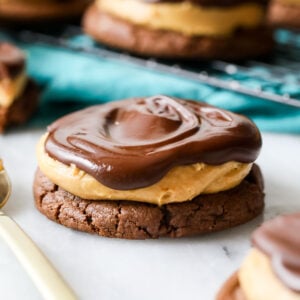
[252,213,300,292]
[45,96,261,190]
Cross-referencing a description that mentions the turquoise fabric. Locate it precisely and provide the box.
[4,32,300,133]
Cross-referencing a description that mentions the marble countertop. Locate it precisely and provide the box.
[0,129,299,300]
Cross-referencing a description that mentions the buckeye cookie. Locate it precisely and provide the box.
[83,0,273,60]
[268,0,300,29]
[33,96,264,239]
[0,43,38,132]
[0,0,90,23]
[217,213,300,300]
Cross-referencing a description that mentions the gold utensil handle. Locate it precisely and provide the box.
[0,212,77,300]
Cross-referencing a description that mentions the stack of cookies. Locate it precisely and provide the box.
[83,0,273,59]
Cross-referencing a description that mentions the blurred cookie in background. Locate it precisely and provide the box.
[217,213,300,300]
[0,43,39,132]
[268,0,300,29]
[83,0,274,60]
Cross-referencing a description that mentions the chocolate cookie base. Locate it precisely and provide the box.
[268,1,300,29]
[33,165,264,239]
[216,272,246,300]
[0,80,39,133]
[83,5,273,60]
[0,0,90,23]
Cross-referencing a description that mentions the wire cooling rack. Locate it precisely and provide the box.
[4,26,300,108]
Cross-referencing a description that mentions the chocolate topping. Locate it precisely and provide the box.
[139,0,268,7]
[0,43,25,80]
[45,96,261,190]
[252,213,300,292]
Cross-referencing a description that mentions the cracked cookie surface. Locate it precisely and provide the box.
[33,165,264,239]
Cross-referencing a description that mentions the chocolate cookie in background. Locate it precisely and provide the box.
[33,95,264,239]
[268,0,300,29]
[83,0,274,60]
[0,43,38,133]
[217,213,300,300]
[0,0,91,24]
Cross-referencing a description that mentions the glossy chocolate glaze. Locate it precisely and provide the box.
[45,96,261,190]
[140,0,268,7]
[0,43,25,80]
[252,213,300,292]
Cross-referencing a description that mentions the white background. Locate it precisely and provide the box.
[0,129,299,300]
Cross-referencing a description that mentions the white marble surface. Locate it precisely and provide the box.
[0,129,300,300]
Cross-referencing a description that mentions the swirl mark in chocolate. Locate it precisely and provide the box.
[105,96,199,148]
[45,96,261,190]
[252,213,300,292]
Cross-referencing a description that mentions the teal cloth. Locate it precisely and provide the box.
[5,33,300,133]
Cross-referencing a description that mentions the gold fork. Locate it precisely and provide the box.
[0,160,76,300]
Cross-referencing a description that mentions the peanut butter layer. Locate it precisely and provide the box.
[37,134,252,205]
[97,0,265,36]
